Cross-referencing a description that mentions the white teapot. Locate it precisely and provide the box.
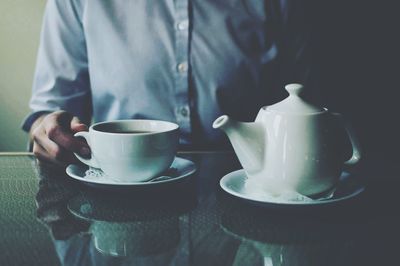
[213,83,361,196]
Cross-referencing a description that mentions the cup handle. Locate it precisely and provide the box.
[333,113,362,166]
[74,131,101,168]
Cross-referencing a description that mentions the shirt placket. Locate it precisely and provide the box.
[174,0,191,135]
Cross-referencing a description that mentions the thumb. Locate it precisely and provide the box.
[70,116,88,133]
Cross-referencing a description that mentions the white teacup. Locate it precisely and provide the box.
[73,119,179,182]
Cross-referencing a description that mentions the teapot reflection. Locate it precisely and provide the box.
[218,195,360,266]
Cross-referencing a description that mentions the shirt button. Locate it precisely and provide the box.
[177,20,189,30]
[177,62,188,73]
[179,106,189,117]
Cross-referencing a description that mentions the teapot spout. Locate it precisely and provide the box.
[213,115,265,175]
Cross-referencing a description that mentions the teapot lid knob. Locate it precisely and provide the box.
[285,83,304,96]
[265,83,325,114]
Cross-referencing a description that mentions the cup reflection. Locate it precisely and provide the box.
[68,186,196,259]
[91,217,180,257]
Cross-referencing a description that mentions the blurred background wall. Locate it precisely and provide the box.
[307,1,399,162]
[0,0,46,151]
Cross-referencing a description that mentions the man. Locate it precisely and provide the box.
[24,0,313,165]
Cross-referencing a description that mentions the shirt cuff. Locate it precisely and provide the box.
[21,111,53,132]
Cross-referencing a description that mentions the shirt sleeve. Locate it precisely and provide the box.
[22,0,92,132]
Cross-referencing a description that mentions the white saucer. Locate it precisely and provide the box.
[66,157,196,187]
[220,169,365,207]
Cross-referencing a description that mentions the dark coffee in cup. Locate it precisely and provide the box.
[101,130,155,134]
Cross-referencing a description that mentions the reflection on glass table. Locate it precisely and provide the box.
[0,153,399,266]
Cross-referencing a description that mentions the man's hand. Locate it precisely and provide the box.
[30,111,90,165]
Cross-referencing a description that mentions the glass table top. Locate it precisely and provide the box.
[0,152,398,266]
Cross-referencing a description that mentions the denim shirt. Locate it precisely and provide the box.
[24,0,312,147]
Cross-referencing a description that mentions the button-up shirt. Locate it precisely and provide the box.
[24,0,312,147]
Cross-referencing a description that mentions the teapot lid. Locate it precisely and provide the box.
[266,84,325,114]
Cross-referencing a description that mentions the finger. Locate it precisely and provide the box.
[55,113,90,150]
[33,142,64,166]
[33,130,78,164]
[45,120,89,154]
[70,116,88,133]
[32,126,59,158]
[33,125,58,151]
[54,111,74,128]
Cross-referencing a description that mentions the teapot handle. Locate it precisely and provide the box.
[333,113,362,166]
